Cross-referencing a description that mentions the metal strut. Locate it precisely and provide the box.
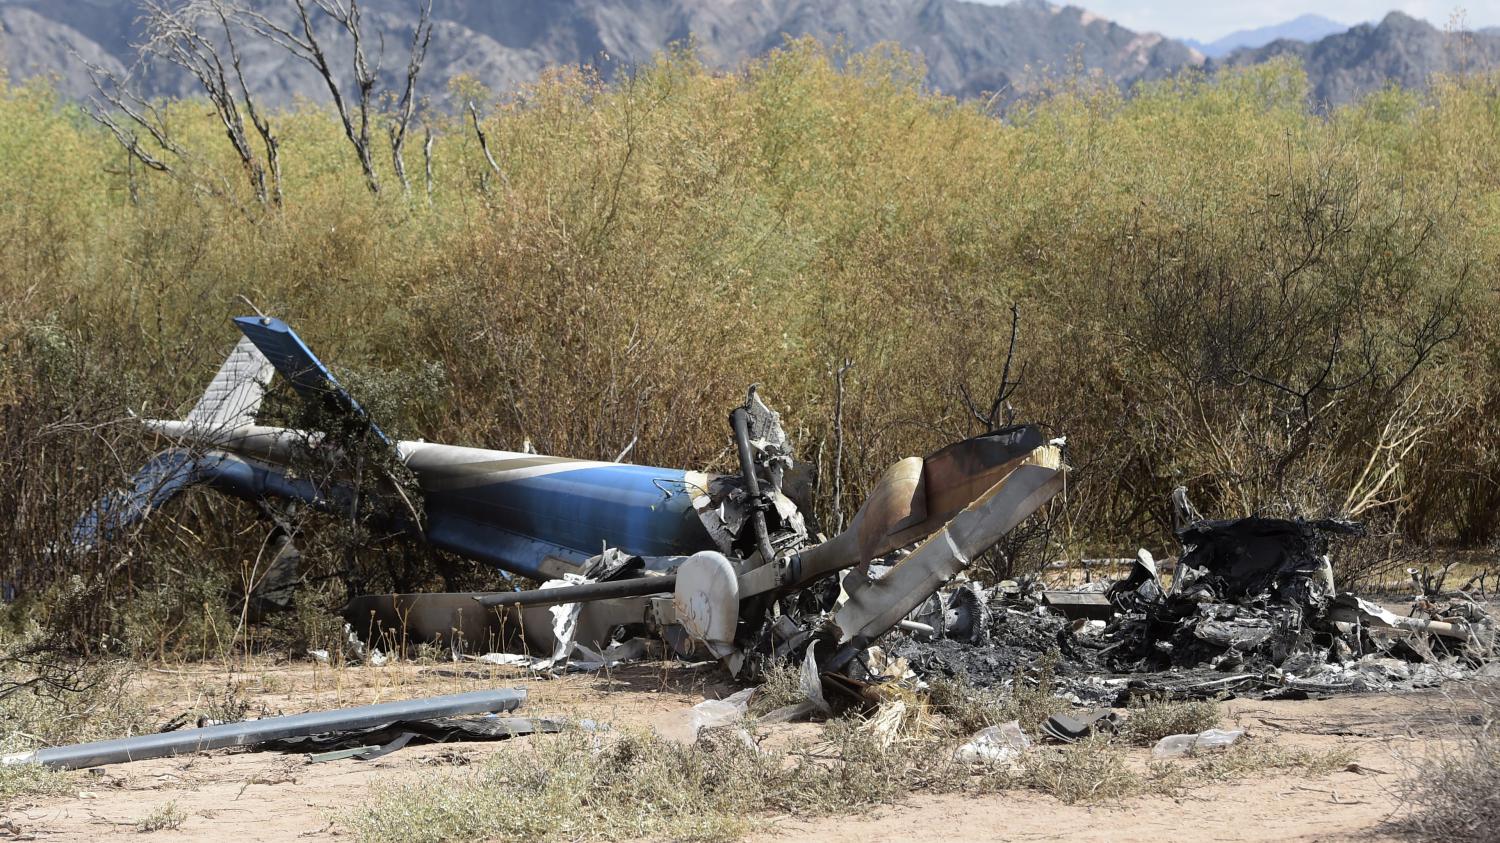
[730,406,778,567]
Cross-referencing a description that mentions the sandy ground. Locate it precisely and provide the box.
[0,657,1484,842]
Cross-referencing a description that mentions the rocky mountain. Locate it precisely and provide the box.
[1186,13,1348,58]
[1217,11,1500,107]
[1,0,1201,105]
[0,1,1497,111]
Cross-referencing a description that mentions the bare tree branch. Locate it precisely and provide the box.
[81,60,185,174]
[238,0,433,196]
[387,0,433,195]
[139,0,282,205]
[422,125,435,203]
[958,302,1025,431]
[468,99,504,189]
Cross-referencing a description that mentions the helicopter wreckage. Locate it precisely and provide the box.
[76,315,1495,701]
[75,315,1067,682]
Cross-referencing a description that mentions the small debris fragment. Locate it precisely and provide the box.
[1151,728,1245,759]
[955,721,1031,765]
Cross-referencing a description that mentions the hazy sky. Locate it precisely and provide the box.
[974,1,1500,41]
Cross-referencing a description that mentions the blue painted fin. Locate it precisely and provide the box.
[233,316,389,445]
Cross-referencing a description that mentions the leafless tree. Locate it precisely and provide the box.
[958,303,1025,432]
[242,0,434,196]
[84,0,282,207]
[143,0,282,205]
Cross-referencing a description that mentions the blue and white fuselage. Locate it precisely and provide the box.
[135,419,719,580]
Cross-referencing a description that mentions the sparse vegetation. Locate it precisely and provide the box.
[928,652,1070,734]
[347,695,1358,842]
[1120,695,1224,745]
[344,724,950,842]
[747,659,804,716]
[1013,733,1354,806]
[1396,690,1500,842]
[0,757,73,803]
[135,800,186,833]
[1162,740,1355,786]
[1018,735,1142,804]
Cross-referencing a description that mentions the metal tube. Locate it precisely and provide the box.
[1388,615,1469,640]
[474,576,677,608]
[730,407,778,567]
[3,688,526,770]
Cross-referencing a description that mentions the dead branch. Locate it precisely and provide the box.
[959,302,1024,431]
[468,99,504,188]
[387,0,433,195]
[140,0,282,205]
[422,126,435,203]
[81,61,186,175]
[241,0,433,195]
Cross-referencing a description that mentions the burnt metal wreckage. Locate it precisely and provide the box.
[70,314,1496,716]
[888,497,1498,704]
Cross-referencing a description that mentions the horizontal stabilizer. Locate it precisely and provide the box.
[233,316,388,444]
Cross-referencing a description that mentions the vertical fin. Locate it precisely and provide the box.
[185,335,275,429]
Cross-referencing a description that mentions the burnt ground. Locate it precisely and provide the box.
[1,656,1490,842]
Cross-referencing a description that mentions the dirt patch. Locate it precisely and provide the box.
[1,658,1487,841]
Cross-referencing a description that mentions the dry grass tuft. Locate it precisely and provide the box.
[1119,695,1223,745]
[1018,735,1141,804]
[135,800,187,833]
[344,723,955,843]
[927,652,1070,735]
[748,659,805,716]
[0,759,73,803]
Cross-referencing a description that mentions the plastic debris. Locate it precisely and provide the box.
[1151,728,1245,759]
[955,721,1031,765]
[682,688,755,741]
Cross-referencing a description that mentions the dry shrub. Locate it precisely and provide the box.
[1120,695,1223,745]
[927,651,1070,735]
[1164,740,1354,785]
[747,659,804,716]
[0,628,155,800]
[346,703,1360,839]
[1019,735,1141,804]
[1395,689,1500,842]
[135,801,187,833]
[1015,734,1354,806]
[3,42,1500,652]
[345,723,952,842]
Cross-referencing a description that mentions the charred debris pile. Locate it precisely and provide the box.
[876,499,1497,703]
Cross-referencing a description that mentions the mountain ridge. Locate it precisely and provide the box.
[1216,11,1500,107]
[1186,13,1348,58]
[0,1,1496,109]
